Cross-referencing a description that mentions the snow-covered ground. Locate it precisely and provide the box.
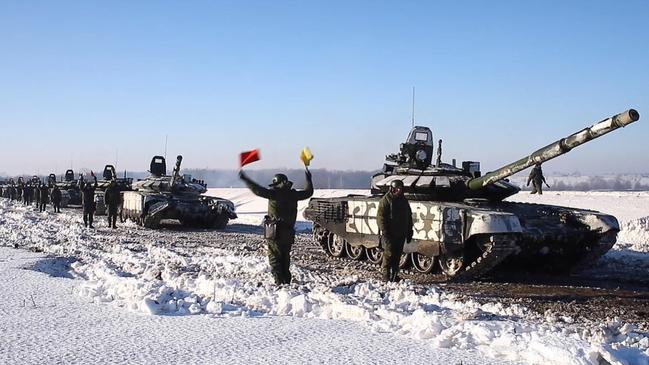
[1,190,648,365]
[2,248,497,365]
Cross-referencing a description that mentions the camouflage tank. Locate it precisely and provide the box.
[304,109,640,280]
[92,165,133,216]
[121,155,237,229]
[49,169,82,206]
[0,178,12,198]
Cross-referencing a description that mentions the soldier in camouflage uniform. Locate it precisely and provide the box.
[33,183,41,206]
[104,180,121,229]
[377,180,413,282]
[51,185,62,213]
[239,170,313,285]
[22,183,29,205]
[527,163,549,195]
[80,175,98,228]
[38,183,49,212]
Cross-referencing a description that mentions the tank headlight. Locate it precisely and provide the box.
[416,149,427,162]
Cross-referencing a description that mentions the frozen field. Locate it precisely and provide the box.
[1,189,648,365]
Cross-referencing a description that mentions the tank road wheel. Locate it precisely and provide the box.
[399,253,412,269]
[327,234,346,258]
[345,243,365,261]
[411,253,434,273]
[366,247,384,265]
[439,255,465,277]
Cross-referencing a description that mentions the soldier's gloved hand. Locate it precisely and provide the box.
[238,170,246,180]
[305,169,312,180]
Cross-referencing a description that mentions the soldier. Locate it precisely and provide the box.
[377,180,413,282]
[21,184,28,205]
[239,170,313,285]
[33,183,41,206]
[16,179,23,203]
[51,184,62,213]
[104,180,120,229]
[39,183,49,212]
[80,174,98,228]
[25,183,33,205]
[527,163,549,195]
[9,184,16,201]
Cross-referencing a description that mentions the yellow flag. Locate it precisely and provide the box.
[300,147,314,166]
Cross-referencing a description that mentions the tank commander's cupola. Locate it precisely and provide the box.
[149,156,167,177]
[386,126,434,170]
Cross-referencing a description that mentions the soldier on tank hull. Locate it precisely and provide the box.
[377,179,413,282]
[239,170,313,285]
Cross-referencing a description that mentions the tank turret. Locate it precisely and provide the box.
[372,109,640,202]
[64,169,75,182]
[102,165,117,180]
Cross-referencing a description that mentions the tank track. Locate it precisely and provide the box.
[313,224,519,281]
[448,235,518,281]
[569,231,617,273]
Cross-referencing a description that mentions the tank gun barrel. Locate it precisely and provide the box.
[468,109,640,190]
[171,155,183,188]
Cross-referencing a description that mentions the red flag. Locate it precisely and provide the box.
[240,149,261,167]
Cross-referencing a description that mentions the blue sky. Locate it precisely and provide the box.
[0,1,647,176]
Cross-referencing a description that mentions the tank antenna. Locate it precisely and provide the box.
[164,134,168,160]
[411,86,415,127]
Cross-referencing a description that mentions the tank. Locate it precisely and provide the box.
[49,169,82,206]
[0,178,13,199]
[304,109,640,280]
[120,155,237,229]
[93,165,133,216]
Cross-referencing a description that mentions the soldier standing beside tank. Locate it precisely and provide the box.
[39,183,49,212]
[22,183,29,205]
[33,183,41,207]
[16,179,24,203]
[80,173,98,228]
[104,180,120,229]
[527,163,550,195]
[9,183,16,201]
[26,183,33,205]
[239,170,313,285]
[51,184,62,213]
[377,180,413,282]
